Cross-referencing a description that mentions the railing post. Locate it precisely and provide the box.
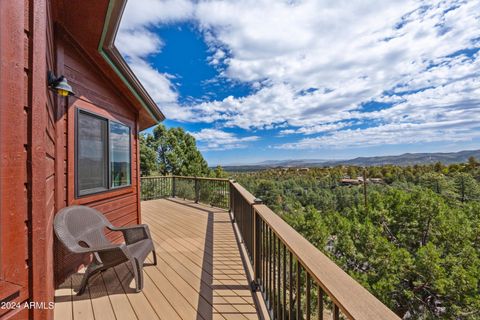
[172,176,176,198]
[252,198,263,292]
[229,180,235,214]
[194,177,199,203]
[230,181,236,222]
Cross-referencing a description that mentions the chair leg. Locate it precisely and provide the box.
[130,258,144,292]
[152,250,157,266]
[77,264,99,296]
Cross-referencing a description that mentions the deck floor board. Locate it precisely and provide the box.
[54,198,259,320]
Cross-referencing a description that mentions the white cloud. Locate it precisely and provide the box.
[116,29,164,59]
[127,59,179,105]
[279,122,353,136]
[190,128,259,150]
[116,0,195,117]
[120,0,194,30]
[117,0,480,149]
[277,119,480,150]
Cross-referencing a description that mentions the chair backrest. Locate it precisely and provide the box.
[54,205,113,253]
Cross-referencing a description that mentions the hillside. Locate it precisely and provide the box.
[222,149,480,171]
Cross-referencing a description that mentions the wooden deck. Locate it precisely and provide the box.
[54,198,260,320]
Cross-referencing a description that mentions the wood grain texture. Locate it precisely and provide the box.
[0,0,31,317]
[30,0,56,318]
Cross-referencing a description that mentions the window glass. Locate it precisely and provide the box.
[77,112,108,195]
[110,122,131,188]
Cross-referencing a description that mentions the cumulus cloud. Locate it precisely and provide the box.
[279,122,354,136]
[120,0,194,30]
[190,128,259,151]
[117,0,480,149]
[116,0,193,113]
[277,119,480,150]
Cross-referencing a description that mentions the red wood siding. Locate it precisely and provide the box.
[0,1,31,318]
[1,0,55,319]
[30,0,55,318]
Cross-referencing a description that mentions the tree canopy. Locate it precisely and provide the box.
[140,124,210,177]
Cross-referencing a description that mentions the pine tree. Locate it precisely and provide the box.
[140,124,210,177]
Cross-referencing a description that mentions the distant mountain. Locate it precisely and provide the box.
[256,159,332,166]
[326,149,480,167]
[221,149,480,171]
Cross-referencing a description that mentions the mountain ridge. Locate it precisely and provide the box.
[219,149,480,171]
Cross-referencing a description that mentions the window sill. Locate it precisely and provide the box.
[72,185,135,205]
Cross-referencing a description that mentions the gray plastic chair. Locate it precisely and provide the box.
[54,205,157,295]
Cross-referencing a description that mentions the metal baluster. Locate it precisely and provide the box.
[306,274,311,320]
[289,252,293,320]
[277,237,281,319]
[273,233,277,319]
[266,226,270,308]
[263,221,266,291]
[283,243,287,320]
[296,261,301,320]
[317,285,324,320]
[333,305,339,320]
[269,227,273,310]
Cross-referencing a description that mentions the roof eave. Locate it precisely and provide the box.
[97,0,165,129]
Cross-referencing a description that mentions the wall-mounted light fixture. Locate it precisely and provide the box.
[48,71,75,97]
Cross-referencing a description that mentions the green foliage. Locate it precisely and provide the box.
[139,134,158,176]
[140,124,210,177]
[213,165,227,178]
[233,163,480,319]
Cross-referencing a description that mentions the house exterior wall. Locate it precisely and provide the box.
[0,0,33,319]
[0,1,142,318]
[54,36,141,285]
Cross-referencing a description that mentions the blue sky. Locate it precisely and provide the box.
[117,0,480,166]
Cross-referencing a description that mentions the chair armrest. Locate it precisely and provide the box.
[69,243,129,265]
[108,224,152,245]
[72,243,125,254]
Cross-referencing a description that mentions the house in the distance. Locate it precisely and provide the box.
[340,177,384,186]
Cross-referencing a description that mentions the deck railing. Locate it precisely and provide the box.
[140,176,400,320]
[140,176,230,209]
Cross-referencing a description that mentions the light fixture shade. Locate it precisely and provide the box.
[54,76,75,96]
[48,71,75,96]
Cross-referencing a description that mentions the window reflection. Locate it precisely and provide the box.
[110,122,131,188]
[77,113,108,195]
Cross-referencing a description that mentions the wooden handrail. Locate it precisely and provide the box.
[141,175,230,181]
[230,181,256,204]
[172,175,230,181]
